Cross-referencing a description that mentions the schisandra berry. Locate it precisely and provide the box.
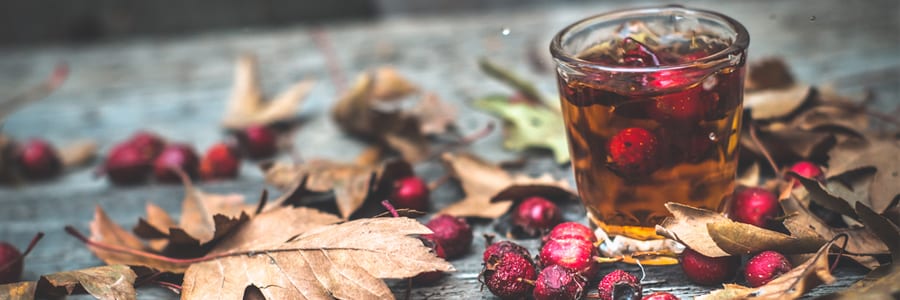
[680,248,739,285]
[545,222,597,243]
[153,144,199,183]
[239,125,278,159]
[788,161,824,188]
[539,237,598,278]
[425,214,473,259]
[104,142,154,185]
[513,196,561,235]
[608,127,659,176]
[597,269,642,300]
[483,252,537,300]
[483,241,531,264]
[16,138,62,180]
[729,187,779,228]
[0,242,23,284]
[412,236,446,284]
[533,265,586,300]
[744,251,792,287]
[642,292,680,300]
[390,176,429,211]
[199,142,241,180]
[127,131,165,159]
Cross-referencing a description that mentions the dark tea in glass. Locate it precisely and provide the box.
[550,6,749,239]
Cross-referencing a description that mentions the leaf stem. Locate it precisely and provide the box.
[749,123,780,174]
[0,232,44,273]
[381,200,400,218]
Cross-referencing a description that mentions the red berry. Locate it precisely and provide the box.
[622,37,661,67]
[597,269,642,300]
[788,161,824,188]
[545,222,597,243]
[0,242,23,284]
[16,138,62,180]
[413,236,446,284]
[533,265,587,300]
[608,127,659,175]
[199,142,241,180]
[103,142,153,185]
[643,292,680,300]
[744,251,792,287]
[425,214,473,259]
[239,125,278,159]
[483,252,537,299]
[483,241,531,264]
[513,196,561,235]
[127,131,165,159]
[390,176,429,211]
[680,248,739,285]
[539,238,598,278]
[153,144,199,183]
[729,187,779,228]
[647,86,707,122]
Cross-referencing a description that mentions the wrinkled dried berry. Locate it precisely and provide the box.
[483,252,536,299]
[483,241,531,264]
[425,214,473,259]
[533,264,586,300]
[598,269,642,300]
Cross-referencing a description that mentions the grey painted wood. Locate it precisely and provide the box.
[1,0,897,298]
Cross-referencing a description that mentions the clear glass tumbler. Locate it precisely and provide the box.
[550,6,749,240]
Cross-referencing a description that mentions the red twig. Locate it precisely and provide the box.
[310,28,346,93]
[381,200,400,218]
[829,233,850,271]
[0,232,44,273]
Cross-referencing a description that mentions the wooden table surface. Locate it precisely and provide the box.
[1,0,897,298]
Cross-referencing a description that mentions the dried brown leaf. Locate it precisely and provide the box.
[181,217,453,300]
[781,195,889,256]
[438,152,574,218]
[699,237,838,300]
[821,264,900,299]
[792,175,859,219]
[656,203,731,257]
[88,206,190,273]
[370,67,418,100]
[0,281,35,300]
[36,264,137,300]
[410,92,456,135]
[133,203,177,252]
[211,206,342,252]
[744,84,811,120]
[826,137,900,213]
[58,139,96,168]
[221,54,315,129]
[855,202,900,262]
[745,58,795,91]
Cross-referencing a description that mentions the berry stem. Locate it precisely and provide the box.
[253,189,269,215]
[0,232,44,273]
[381,200,400,218]
[748,123,779,174]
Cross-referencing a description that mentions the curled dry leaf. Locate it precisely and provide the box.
[263,159,413,219]
[744,83,812,120]
[0,281,35,300]
[781,194,889,260]
[698,237,838,300]
[89,206,190,273]
[821,264,900,299]
[826,137,900,213]
[475,95,570,163]
[791,174,859,219]
[221,54,316,129]
[438,152,575,218]
[58,139,97,168]
[409,92,457,135]
[854,202,900,262]
[0,265,137,300]
[181,217,453,300]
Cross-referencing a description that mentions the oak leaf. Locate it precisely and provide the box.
[181,217,453,300]
[698,237,839,300]
[0,265,137,300]
[221,54,316,129]
[438,152,576,218]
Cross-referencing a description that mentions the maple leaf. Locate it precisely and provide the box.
[438,152,576,218]
[332,67,446,162]
[262,159,413,219]
[181,217,453,300]
[89,206,191,273]
[0,265,137,300]
[221,54,316,129]
[475,95,570,164]
[698,237,838,300]
[826,137,900,213]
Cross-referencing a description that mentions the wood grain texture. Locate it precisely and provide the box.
[1,0,897,298]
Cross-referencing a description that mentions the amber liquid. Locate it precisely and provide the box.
[559,42,745,240]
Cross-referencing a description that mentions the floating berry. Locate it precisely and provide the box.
[425,214,473,259]
[390,176,430,211]
[608,127,659,175]
[153,144,199,183]
[199,142,241,180]
[680,248,739,285]
[16,138,62,180]
[744,251,792,287]
[729,187,779,228]
[513,196,561,235]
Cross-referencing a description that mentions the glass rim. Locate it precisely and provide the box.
[549,5,750,73]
